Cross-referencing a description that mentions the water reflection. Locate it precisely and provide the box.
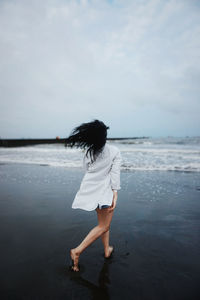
[68,259,111,299]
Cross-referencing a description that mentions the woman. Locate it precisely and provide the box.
[65,119,122,272]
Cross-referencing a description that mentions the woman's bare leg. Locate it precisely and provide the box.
[97,209,114,257]
[101,230,109,254]
[70,207,114,271]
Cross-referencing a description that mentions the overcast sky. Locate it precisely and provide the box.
[0,0,200,138]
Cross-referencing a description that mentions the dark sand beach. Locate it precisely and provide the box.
[0,163,200,299]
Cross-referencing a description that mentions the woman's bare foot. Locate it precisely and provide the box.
[104,245,114,258]
[70,248,80,272]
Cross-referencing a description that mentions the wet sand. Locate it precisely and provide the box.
[0,163,200,299]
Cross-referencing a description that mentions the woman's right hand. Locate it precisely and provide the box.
[109,190,118,213]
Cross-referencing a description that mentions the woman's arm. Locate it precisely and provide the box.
[109,150,122,212]
[110,149,122,191]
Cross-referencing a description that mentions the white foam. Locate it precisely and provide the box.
[1,138,200,172]
[0,158,82,168]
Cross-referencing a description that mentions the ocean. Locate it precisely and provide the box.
[0,136,200,172]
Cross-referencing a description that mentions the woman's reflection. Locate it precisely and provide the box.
[67,258,112,300]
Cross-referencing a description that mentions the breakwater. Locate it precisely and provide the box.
[0,137,148,147]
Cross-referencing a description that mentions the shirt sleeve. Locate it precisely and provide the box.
[110,149,122,190]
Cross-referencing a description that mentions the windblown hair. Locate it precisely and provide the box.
[65,119,109,163]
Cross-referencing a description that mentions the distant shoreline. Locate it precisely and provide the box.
[0,137,149,147]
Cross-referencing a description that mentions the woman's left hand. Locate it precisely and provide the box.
[108,191,118,212]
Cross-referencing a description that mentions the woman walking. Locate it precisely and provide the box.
[66,119,122,272]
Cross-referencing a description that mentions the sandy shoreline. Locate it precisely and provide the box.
[0,163,200,299]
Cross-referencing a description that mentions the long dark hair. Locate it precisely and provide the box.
[65,119,109,163]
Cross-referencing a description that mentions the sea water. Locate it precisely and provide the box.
[0,137,200,172]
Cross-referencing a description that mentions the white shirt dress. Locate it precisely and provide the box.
[72,142,122,211]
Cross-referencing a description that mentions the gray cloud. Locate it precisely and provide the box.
[0,0,200,138]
